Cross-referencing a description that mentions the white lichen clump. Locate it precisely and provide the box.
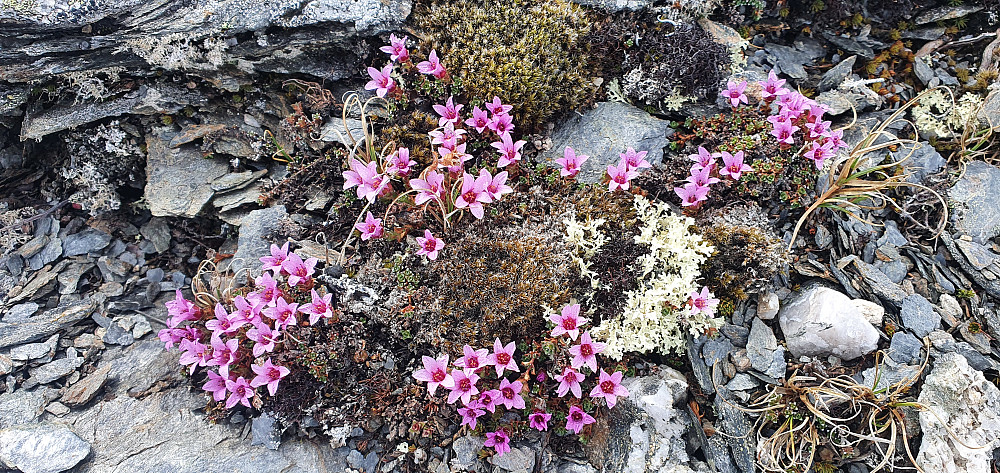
[571,196,716,359]
[912,89,984,138]
[564,214,607,288]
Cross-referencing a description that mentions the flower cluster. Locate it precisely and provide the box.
[607,147,651,192]
[159,243,334,408]
[680,72,851,209]
[412,304,628,457]
[353,37,524,260]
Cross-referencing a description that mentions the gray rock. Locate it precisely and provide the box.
[0,299,96,349]
[877,260,907,284]
[861,358,921,393]
[914,4,983,24]
[3,302,39,322]
[814,224,833,249]
[319,118,365,147]
[877,220,908,247]
[145,128,230,218]
[540,102,672,185]
[928,330,997,371]
[45,402,70,417]
[747,318,786,378]
[892,141,946,184]
[0,390,46,428]
[701,338,734,366]
[849,257,907,305]
[914,58,935,86]
[818,55,856,92]
[822,34,875,59]
[778,285,879,361]
[0,423,90,473]
[10,334,58,362]
[251,413,281,450]
[978,91,1000,130]
[29,353,85,385]
[901,294,940,337]
[451,435,484,470]
[61,364,111,407]
[816,88,878,116]
[30,237,62,270]
[888,332,923,364]
[140,218,171,254]
[231,205,288,280]
[103,322,134,346]
[0,355,12,376]
[62,228,112,257]
[726,373,759,391]
[916,353,1000,473]
[764,43,813,79]
[64,351,349,473]
[489,445,535,472]
[950,161,1000,244]
[719,324,749,348]
[602,367,703,473]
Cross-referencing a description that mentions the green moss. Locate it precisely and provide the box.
[416,0,596,129]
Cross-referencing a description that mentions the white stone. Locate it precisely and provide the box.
[778,286,880,361]
[0,423,90,473]
[916,353,1000,473]
[757,292,779,320]
[851,298,885,326]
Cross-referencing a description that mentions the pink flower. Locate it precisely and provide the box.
[778,92,808,119]
[486,338,519,377]
[485,96,513,116]
[165,289,199,327]
[758,70,788,101]
[550,303,589,340]
[231,295,261,326]
[224,376,255,409]
[447,369,480,405]
[455,345,489,373]
[477,389,500,413]
[355,211,384,241]
[364,64,395,98]
[805,119,832,141]
[250,358,291,396]
[247,321,280,357]
[723,80,749,108]
[556,146,588,178]
[555,366,584,398]
[343,158,389,202]
[674,182,710,207]
[455,172,490,219]
[178,339,209,375]
[569,331,606,373]
[482,170,512,203]
[252,272,281,306]
[206,302,243,335]
[209,334,239,369]
[411,170,445,205]
[484,429,511,457]
[687,167,721,188]
[529,410,552,431]
[428,122,466,146]
[825,128,848,151]
[302,289,334,325]
[565,405,596,434]
[804,140,835,169]
[282,253,317,287]
[458,404,485,430]
[771,120,799,146]
[620,147,651,171]
[387,147,416,177]
[497,378,526,410]
[158,328,183,350]
[607,159,639,192]
[380,34,409,62]
[432,96,464,126]
[415,229,445,260]
[413,355,454,395]
[719,151,752,180]
[689,146,717,173]
[492,133,526,168]
[203,369,230,402]
[689,286,720,316]
[264,296,298,330]
[589,369,629,408]
[488,113,514,136]
[416,49,447,79]
[464,106,490,133]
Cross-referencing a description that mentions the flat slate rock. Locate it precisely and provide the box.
[0,423,90,473]
[540,102,672,185]
[949,161,1000,244]
[0,299,96,349]
[144,127,230,218]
